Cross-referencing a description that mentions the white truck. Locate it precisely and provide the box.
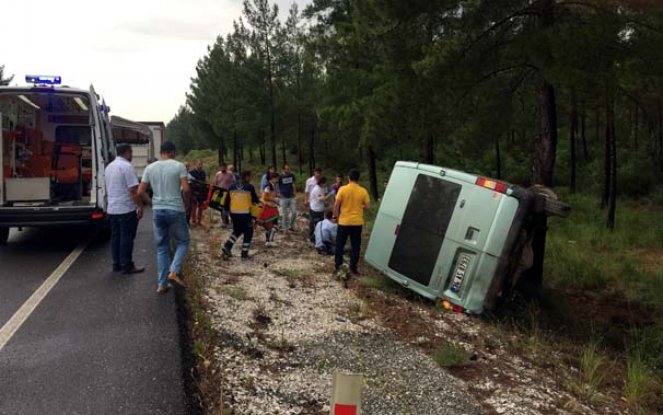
[110,115,153,179]
[138,121,165,160]
[0,75,114,244]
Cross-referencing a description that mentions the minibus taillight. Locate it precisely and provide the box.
[91,212,105,220]
[476,177,507,193]
[439,299,465,314]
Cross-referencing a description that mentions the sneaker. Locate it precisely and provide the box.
[122,266,146,275]
[156,284,171,294]
[221,246,232,259]
[241,253,250,260]
[167,272,187,288]
[350,268,360,277]
[265,241,275,247]
[333,264,349,280]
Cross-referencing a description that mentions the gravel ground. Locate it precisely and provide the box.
[190,211,627,415]
[191,215,484,415]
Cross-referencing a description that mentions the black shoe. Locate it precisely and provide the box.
[350,268,360,276]
[123,266,145,275]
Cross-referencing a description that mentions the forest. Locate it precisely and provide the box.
[168,0,663,229]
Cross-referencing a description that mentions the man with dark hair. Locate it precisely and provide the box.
[309,176,329,242]
[221,170,260,259]
[105,144,144,274]
[333,169,371,279]
[188,160,207,226]
[304,167,322,207]
[278,164,297,231]
[138,141,190,294]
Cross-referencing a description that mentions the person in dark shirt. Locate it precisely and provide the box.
[278,164,297,231]
[188,160,207,226]
[221,171,260,260]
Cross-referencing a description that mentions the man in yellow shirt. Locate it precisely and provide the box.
[333,169,371,278]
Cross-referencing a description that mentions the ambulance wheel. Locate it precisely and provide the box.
[0,227,9,245]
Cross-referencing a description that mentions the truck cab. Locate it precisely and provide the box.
[0,76,114,243]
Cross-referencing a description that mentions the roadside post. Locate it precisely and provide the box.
[330,371,363,415]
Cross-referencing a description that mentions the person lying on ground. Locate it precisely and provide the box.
[315,210,338,256]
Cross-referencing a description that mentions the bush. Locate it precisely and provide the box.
[432,343,472,368]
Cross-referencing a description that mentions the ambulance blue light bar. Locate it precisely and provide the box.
[25,75,62,85]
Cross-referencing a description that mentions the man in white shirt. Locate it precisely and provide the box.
[105,144,144,274]
[315,211,338,255]
[304,168,322,207]
[309,176,329,242]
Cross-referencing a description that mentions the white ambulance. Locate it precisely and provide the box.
[0,75,115,244]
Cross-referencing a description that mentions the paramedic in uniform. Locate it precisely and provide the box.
[105,144,145,275]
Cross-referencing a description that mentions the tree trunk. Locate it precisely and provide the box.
[281,133,287,167]
[238,144,243,173]
[581,104,589,160]
[658,99,662,160]
[259,130,266,166]
[533,81,557,187]
[297,112,303,175]
[425,135,434,164]
[495,135,502,179]
[218,142,225,166]
[367,145,379,200]
[233,131,238,169]
[570,93,578,193]
[595,107,600,147]
[634,102,639,152]
[308,127,315,175]
[601,105,610,210]
[265,34,278,169]
[525,78,557,290]
[606,94,617,230]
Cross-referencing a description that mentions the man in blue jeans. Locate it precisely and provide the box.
[105,144,144,274]
[138,141,190,294]
[278,164,297,231]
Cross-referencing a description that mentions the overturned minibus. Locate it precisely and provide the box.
[365,162,570,314]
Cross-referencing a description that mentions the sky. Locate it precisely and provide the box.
[0,0,309,124]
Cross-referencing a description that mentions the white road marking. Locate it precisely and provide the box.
[0,236,92,351]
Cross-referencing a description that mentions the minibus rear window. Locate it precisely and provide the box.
[388,174,461,286]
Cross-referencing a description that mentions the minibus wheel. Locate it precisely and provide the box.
[529,186,571,218]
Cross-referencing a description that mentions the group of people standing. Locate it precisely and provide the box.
[105,142,189,294]
[104,142,372,295]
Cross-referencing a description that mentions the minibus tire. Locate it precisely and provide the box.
[544,198,571,218]
[0,227,9,245]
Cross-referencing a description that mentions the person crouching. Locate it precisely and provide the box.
[221,171,260,260]
[315,210,338,255]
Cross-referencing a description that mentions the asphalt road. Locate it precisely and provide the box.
[0,212,190,415]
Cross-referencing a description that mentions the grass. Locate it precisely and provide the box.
[571,342,609,405]
[276,267,314,288]
[228,287,248,301]
[536,190,663,411]
[544,191,663,306]
[432,343,472,368]
[182,260,224,414]
[357,276,398,293]
[624,353,660,413]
